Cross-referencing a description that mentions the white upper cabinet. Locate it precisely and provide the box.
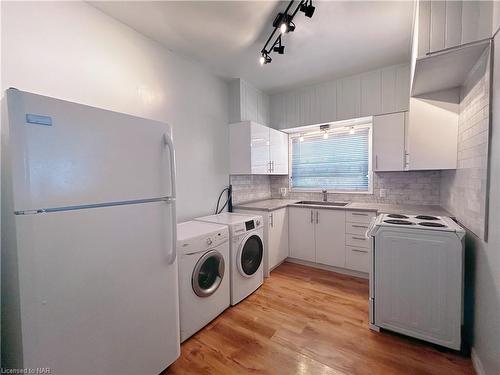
[229,121,288,175]
[229,79,270,125]
[411,0,493,96]
[250,122,271,174]
[269,128,289,175]
[269,63,409,130]
[361,70,382,117]
[373,112,406,172]
[406,89,459,170]
[414,0,492,58]
[381,65,411,115]
[337,75,361,121]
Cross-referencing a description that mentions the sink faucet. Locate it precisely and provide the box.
[322,189,328,202]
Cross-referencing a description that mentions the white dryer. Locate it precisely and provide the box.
[177,221,230,342]
[196,213,264,305]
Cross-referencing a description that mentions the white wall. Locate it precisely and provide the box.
[466,30,500,375]
[1,1,229,222]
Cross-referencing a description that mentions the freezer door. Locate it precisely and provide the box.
[6,89,174,212]
[14,201,179,374]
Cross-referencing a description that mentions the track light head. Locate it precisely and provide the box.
[274,45,285,54]
[274,13,295,34]
[273,36,285,55]
[259,52,272,65]
[300,0,315,18]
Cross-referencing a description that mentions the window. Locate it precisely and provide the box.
[290,124,372,193]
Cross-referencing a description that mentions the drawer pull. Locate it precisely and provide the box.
[352,224,368,229]
[352,212,369,216]
[351,236,366,240]
[351,248,368,253]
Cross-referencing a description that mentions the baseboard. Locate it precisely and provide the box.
[285,257,369,279]
[471,347,486,375]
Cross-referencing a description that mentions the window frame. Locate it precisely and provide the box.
[288,123,373,195]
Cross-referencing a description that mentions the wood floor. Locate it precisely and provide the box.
[166,262,474,375]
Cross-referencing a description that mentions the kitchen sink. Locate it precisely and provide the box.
[295,200,349,207]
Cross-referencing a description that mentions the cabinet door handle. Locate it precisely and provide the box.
[316,211,319,224]
[352,236,366,240]
[352,212,369,216]
[352,224,368,229]
[351,248,368,253]
[270,213,274,227]
[310,210,313,223]
[375,155,378,170]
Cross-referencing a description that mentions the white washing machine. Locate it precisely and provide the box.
[177,221,230,342]
[195,213,264,305]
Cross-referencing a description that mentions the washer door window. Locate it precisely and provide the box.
[239,235,263,277]
[192,250,225,298]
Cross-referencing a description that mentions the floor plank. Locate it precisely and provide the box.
[166,262,474,375]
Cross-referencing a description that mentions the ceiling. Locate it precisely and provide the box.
[91,1,415,94]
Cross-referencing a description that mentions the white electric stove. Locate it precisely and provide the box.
[367,212,465,350]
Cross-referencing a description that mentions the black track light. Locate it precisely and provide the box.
[273,36,285,55]
[300,0,315,18]
[259,0,317,66]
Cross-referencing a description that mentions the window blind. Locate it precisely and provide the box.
[290,127,370,191]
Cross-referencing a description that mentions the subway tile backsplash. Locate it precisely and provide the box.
[229,175,271,204]
[440,48,490,238]
[230,171,442,206]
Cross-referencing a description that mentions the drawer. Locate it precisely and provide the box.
[345,246,370,273]
[345,222,370,236]
[346,233,371,248]
[346,210,376,224]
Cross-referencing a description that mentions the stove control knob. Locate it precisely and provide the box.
[206,238,213,246]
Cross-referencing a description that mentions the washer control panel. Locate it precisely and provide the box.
[178,228,229,254]
[232,216,263,236]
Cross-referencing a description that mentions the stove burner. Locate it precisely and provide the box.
[387,214,409,219]
[415,215,440,220]
[418,222,447,228]
[384,219,415,225]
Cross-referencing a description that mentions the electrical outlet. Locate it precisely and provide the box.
[379,189,387,198]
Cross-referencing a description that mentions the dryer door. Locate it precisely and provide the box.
[238,234,264,277]
[192,250,225,297]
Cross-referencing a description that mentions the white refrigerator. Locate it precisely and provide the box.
[1,89,180,374]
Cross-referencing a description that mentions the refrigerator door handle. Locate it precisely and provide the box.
[163,133,177,264]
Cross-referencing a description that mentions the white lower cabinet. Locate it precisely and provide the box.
[289,207,346,268]
[344,210,375,273]
[289,207,316,262]
[268,208,289,270]
[288,208,375,274]
[315,209,346,267]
